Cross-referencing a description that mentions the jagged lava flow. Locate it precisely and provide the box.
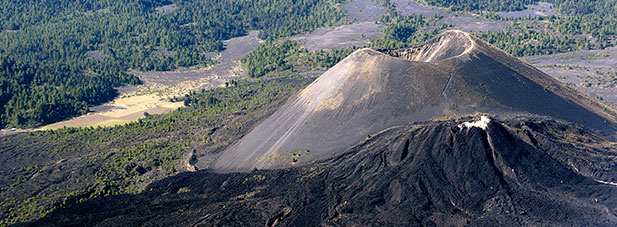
[211,30,617,171]
[34,116,617,226]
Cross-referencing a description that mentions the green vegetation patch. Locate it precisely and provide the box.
[241,40,355,78]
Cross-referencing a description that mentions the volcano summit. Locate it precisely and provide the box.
[212,30,617,171]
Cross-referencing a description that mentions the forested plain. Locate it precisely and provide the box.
[0,0,348,128]
[2,0,617,225]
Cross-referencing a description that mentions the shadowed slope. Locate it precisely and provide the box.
[211,30,617,171]
[431,31,617,135]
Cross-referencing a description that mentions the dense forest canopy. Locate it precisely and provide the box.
[0,0,348,128]
[0,56,139,127]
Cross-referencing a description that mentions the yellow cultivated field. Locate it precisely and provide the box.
[38,69,221,130]
[41,93,185,130]
[39,75,224,130]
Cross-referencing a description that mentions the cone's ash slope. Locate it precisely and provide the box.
[213,48,456,170]
[35,117,617,226]
[213,30,617,171]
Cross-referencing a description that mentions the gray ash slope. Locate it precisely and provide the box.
[30,116,617,226]
[212,30,617,171]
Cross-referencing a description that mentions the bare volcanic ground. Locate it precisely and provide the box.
[497,2,555,18]
[292,0,385,51]
[210,30,617,171]
[524,46,617,106]
[30,116,617,226]
[342,0,386,23]
[393,0,447,17]
[292,22,385,51]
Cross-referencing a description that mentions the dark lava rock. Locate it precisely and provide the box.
[28,116,617,226]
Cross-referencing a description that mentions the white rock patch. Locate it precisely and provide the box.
[595,179,617,187]
[458,116,491,130]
